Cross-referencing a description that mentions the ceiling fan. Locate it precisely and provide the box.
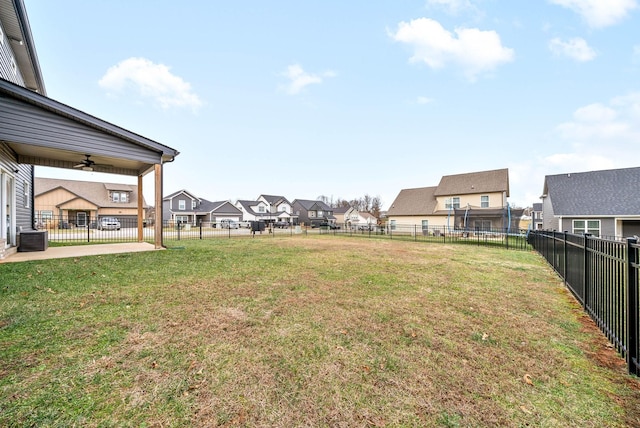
[73,154,98,171]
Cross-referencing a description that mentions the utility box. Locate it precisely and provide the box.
[18,230,48,252]
[251,221,266,233]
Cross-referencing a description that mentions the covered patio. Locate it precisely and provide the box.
[0,78,179,255]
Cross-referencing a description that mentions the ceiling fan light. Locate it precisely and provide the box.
[82,166,93,171]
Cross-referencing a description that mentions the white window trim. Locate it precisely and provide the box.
[572,219,601,237]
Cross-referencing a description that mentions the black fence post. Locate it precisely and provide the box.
[177,221,181,241]
[627,238,639,376]
[563,231,567,283]
[199,221,203,240]
[583,233,591,311]
[505,228,509,250]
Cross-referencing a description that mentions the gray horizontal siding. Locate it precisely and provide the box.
[0,23,25,86]
[0,142,33,232]
[0,95,162,164]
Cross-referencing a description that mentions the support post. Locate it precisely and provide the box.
[137,174,144,242]
[154,163,163,249]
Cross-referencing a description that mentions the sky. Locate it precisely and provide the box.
[26,0,640,210]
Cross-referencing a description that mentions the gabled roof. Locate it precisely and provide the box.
[294,199,333,211]
[434,168,509,197]
[361,212,377,221]
[0,0,45,93]
[236,199,269,217]
[259,194,291,205]
[164,189,200,202]
[333,206,351,215]
[543,167,640,216]
[35,177,145,208]
[197,200,242,215]
[387,186,438,216]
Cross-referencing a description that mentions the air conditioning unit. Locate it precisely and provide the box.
[18,230,48,252]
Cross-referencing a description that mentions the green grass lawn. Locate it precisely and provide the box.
[1,237,639,427]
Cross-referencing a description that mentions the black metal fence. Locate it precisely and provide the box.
[160,221,530,250]
[528,230,639,376]
[36,215,531,251]
[34,215,151,244]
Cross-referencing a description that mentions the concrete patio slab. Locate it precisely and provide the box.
[0,242,161,263]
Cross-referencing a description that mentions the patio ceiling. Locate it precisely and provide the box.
[0,78,179,176]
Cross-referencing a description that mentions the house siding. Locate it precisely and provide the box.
[559,217,616,238]
[434,191,505,211]
[541,195,558,231]
[0,23,26,86]
[1,142,32,233]
[1,17,35,246]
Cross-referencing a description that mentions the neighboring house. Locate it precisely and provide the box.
[163,190,242,226]
[236,194,297,225]
[336,206,378,229]
[531,203,543,230]
[540,167,640,238]
[359,211,378,228]
[0,0,178,255]
[292,199,336,227]
[332,206,350,225]
[34,178,147,227]
[386,168,522,232]
[236,199,271,223]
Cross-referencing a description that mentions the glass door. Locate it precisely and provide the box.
[77,212,87,227]
[1,172,15,247]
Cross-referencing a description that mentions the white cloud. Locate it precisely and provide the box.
[556,102,636,140]
[543,93,640,175]
[426,0,476,15]
[549,37,597,61]
[98,57,203,111]
[513,92,640,206]
[633,45,640,63]
[279,64,336,95]
[388,18,514,81]
[417,96,434,104]
[548,0,637,28]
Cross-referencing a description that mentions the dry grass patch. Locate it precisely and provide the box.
[1,236,638,427]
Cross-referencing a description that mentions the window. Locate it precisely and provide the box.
[178,200,186,210]
[176,215,189,223]
[573,220,600,237]
[421,220,428,231]
[390,220,396,230]
[111,192,129,203]
[38,210,53,227]
[317,210,323,217]
[445,197,460,209]
[192,200,196,209]
[258,205,265,213]
[480,195,489,208]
